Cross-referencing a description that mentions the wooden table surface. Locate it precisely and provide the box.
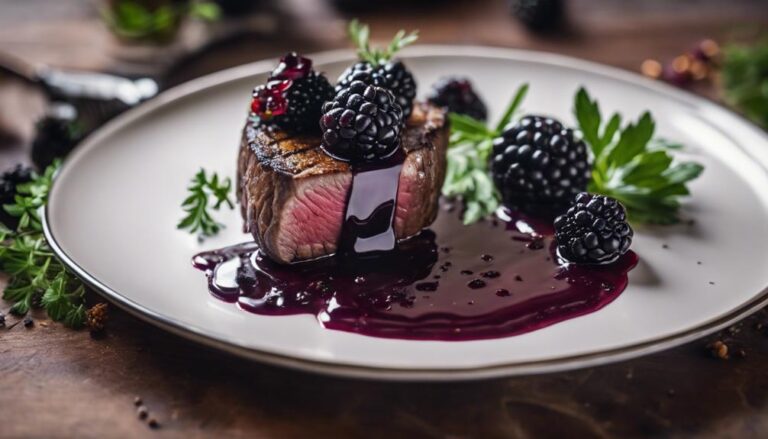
[1,0,768,437]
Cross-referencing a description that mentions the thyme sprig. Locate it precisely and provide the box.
[347,19,419,67]
[177,169,234,238]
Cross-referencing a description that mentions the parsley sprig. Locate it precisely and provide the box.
[575,88,704,224]
[443,84,529,224]
[177,169,234,238]
[347,19,419,67]
[0,161,87,327]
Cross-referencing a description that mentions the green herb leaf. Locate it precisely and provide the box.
[574,88,603,155]
[722,39,768,128]
[495,83,529,133]
[177,169,234,238]
[605,112,654,169]
[575,88,704,223]
[0,161,87,328]
[442,84,529,224]
[347,19,418,66]
[189,2,221,21]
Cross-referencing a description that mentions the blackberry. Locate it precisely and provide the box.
[337,60,416,119]
[427,77,488,121]
[31,104,83,169]
[320,80,404,163]
[250,53,334,134]
[490,115,591,213]
[554,193,634,264]
[510,0,564,31]
[0,164,33,229]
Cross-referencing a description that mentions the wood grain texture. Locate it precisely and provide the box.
[1,0,768,437]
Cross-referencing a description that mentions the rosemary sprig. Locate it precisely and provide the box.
[177,169,234,238]
[347,19,419,66]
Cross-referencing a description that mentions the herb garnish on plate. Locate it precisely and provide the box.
[444,86,704,224]
[177,169,234,238]
[443,84,529,224]
[0,161,87,327]
[575,88,704,224]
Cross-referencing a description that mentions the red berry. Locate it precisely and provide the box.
[249,53,334,133]
[271,52,312,80]
[251,80,291,118]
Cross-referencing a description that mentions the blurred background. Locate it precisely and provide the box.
[0,0,765,170]
[0,2,767,437]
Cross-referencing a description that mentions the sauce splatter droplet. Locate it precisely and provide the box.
[415,281,439,292]
[467,279,486,289]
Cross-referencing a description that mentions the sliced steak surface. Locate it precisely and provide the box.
[237,102,449,264]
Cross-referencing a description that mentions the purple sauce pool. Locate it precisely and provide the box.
[192,206,638,341]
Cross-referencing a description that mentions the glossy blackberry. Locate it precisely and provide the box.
[491,115,591,213]
[554,193,634,264]
[320,80,404,163]
[250,53,334,134]
[0,164,33,229]
[510,0,564,31]
[427,77,488,121]
[336,60,416,119]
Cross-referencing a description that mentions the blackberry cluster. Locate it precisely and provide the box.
[250,53,334,134]
[490,115,591,213]
[0,164,33,229]
[336,60,416,119]
[509,0,564,31]
[427,77,488,121]
[554,193,633,264]
[320,80,404,163]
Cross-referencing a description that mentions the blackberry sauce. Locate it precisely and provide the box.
[339,149,405,256]
[193,206,638,341]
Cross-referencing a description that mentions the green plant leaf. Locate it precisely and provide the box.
[574,87,603,156]
[177,168,234,238]
[495,83,529,133]
[190,2,221,21]
[347,19,418,66]
[443,85,528,223]
[606,112,654,169]
[0,161,87,328]
[575,90,703,224]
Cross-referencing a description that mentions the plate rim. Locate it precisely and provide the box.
[42,45,768,381]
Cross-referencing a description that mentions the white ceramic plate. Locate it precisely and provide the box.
[44,46,768,381]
